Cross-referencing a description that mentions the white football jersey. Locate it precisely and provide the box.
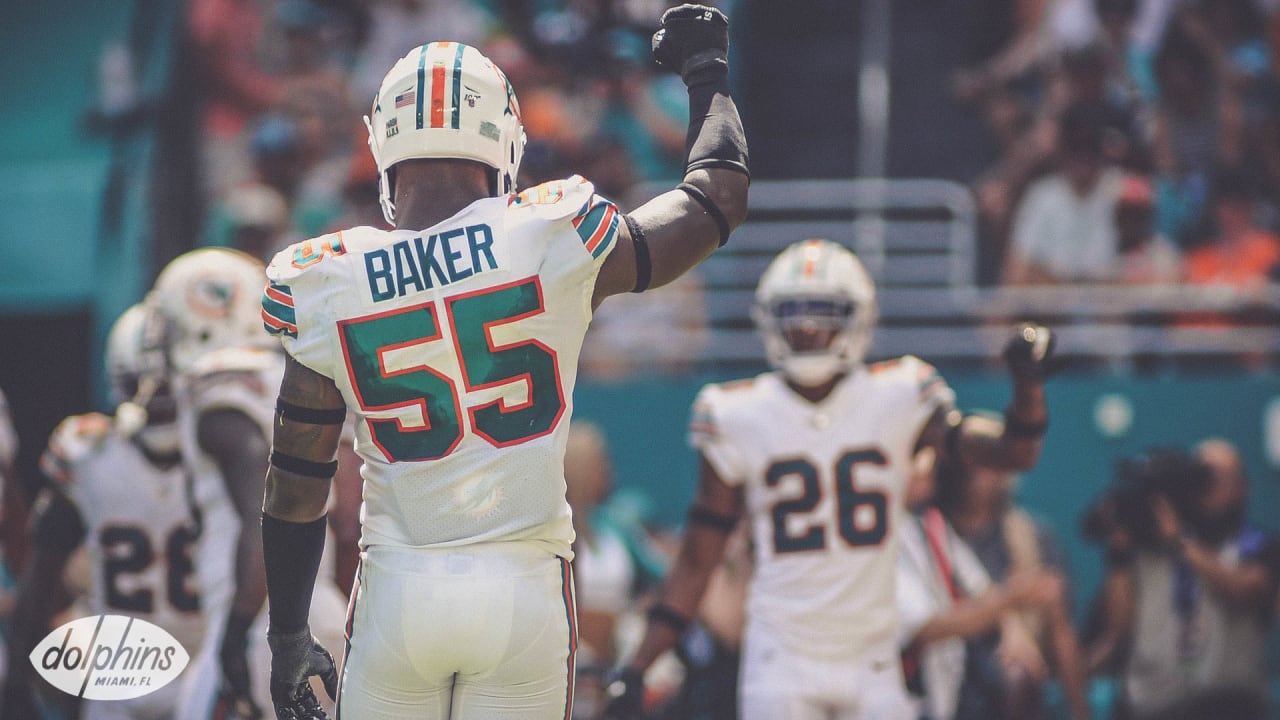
[175,346,285,623]
[689,357,955,661]
[264,176,622,558]
[40,414,209,657]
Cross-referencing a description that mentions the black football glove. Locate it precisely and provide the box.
[1003,323,1058,383]
[218,613,263,720]
[267,626,338,720]
[651,4,730,86]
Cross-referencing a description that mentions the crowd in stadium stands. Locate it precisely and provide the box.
[957,0,1280,292]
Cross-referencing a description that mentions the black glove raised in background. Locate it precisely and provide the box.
[600,666,645,720]
[267,626,337,720]
[1003,323,1058,383]
[651,4,730,86]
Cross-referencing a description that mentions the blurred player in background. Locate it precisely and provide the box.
[256,3,748,718]
[0,304,205,720]
[140,248,349,720]
[604,239,1056,720]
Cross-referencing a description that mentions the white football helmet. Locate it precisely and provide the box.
[751,239,878,387]
[106,304,150,405]
[366,42,526,224]
[105,303,181,453]
[147,248,270,375]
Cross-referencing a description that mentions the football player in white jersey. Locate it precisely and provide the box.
[256,4,748,719]
[604,239,1057,720]
[0,304,204,720]
[142,248,350,720]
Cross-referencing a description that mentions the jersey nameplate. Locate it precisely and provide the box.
[365,223,498,302]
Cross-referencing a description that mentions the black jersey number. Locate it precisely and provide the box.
[100,525,201,614]
[765,448,889,554]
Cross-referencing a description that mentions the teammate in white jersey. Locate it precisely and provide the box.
[140,248,350,720]
[604,239,1057,720]
[0,304,206,720]
[257,5,748,719]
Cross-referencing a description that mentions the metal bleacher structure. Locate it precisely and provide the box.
[649,178,1280,372]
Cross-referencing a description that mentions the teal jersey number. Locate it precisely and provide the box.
[338,277,564,462]
[447,278,566,446]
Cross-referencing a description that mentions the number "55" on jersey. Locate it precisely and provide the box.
[338,276,565,462]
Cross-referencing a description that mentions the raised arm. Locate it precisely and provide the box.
[920,324,1055,472]
[261,354,346,718]
[593,4,750,306]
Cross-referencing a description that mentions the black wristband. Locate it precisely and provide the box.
[1003,409,1049,439]
[688,504,737,533]
[262,513,328,635]
[623,213,652,293]
[677,182,731,247]
[270,450,338,479]
[276,398,346,425]
[647,602,692,634]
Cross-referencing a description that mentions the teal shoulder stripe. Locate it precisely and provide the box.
[590,213,620,258]
[268,281,293,297]
[574,204,609,245]
[451,43,465,129]
[261,294,296,326]
[416,45,428,129]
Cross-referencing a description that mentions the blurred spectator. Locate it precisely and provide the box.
[937,450,1090,720]
[973,40,1149,275]
[1114,175,1181,284]
[1081,442,1280,720]
[1184,170,1280,289]
[898,447,1065,720]
[1150,18,1244,246]
[1004,103,1126,284]
[189,0,281,198]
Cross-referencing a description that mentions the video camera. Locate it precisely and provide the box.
[1081,446,1213,551]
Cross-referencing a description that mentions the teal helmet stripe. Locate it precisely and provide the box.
[451,43,466,129]
[416,45,428,129]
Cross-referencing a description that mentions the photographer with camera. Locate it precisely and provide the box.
[1082,440,1280,720]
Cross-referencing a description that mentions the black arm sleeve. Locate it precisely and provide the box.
[684,75,749,178]
[262,513,328,635]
